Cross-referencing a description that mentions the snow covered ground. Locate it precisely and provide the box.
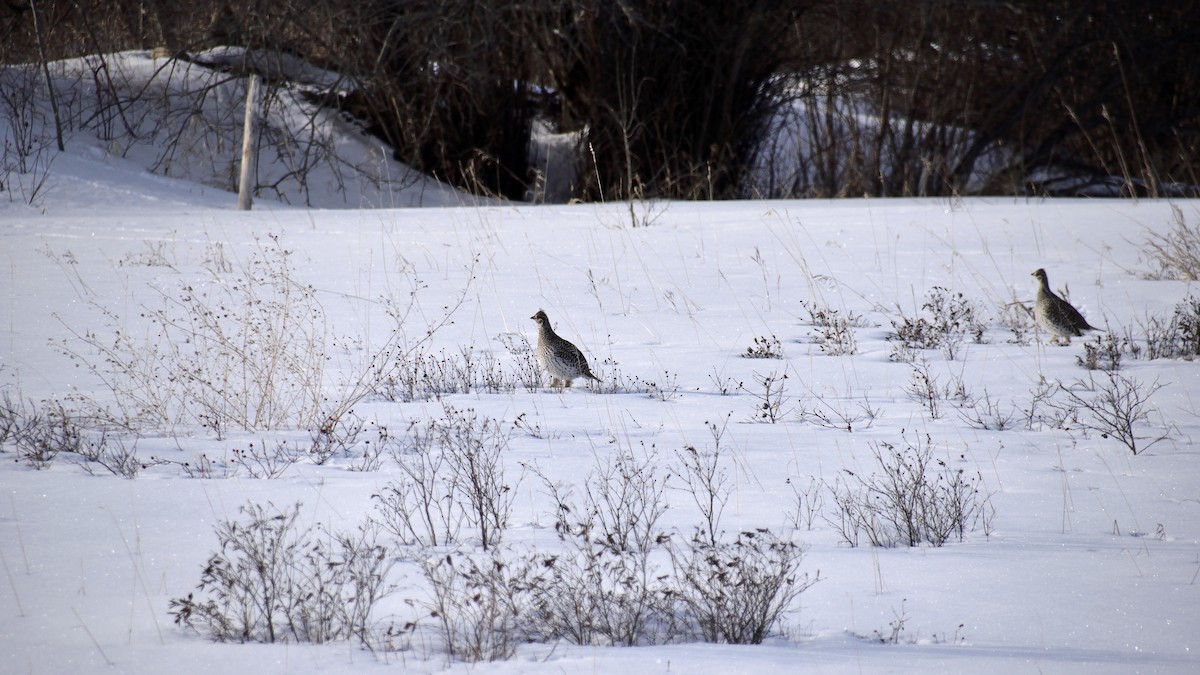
[2,53,1199,675]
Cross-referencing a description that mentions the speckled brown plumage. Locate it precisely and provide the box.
[1032,268,1099,344]
[531,309,600,389]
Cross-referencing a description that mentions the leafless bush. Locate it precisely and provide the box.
[743,334,784,359]
[410,426,820,656]
[374,429,462,549]
[669,528,819,645]
[0,65,57,205]
[1144,205,1200,280]
[796,387,880,432]
[787,476,825,531]
[673,417,731,546]
[1055,373,1168,455]
[958,389,1017,431]
[0,390,21,447]
[708,369,743,396]
[418,548,536,662]
[889,287,985,361]
[1020,378,1064,431]
[856,598,965,646]
[74,431,143,478]
[525,448,675,647]
[744,370,791,423]
[307,409,367,465]
[169,501,394,647]
[590,360,679,400]
[1076,333,1129,371]
[55,235,328,436]
[384,342,552,402]
[229,439,298,479]
[53,234,459,441]
[385,348,477,402]
[147,451,225,479]
[904,360,946,419]
[510,412,548,440]
[801,300,864,355]
[498,333,543,393]
[376,405,517,551]
[997,300,1035,345]
[1137,296,1200,360]
[8,397,82,470]
[305,410,390,471]
[825,433,993,547]
[584,448,671,554]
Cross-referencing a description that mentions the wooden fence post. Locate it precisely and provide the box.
[237,73,260,211]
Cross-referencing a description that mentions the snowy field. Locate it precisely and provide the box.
[2,53,1199,675]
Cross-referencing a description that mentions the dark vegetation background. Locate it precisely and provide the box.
[3,0,1197,201]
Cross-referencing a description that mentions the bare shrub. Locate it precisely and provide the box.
[669,529,819,645]
[997,300,1035,345]
[787,476,825,531]
[958,389,1017,431]
[826,433,993,547]
[673,417,731,546]
[1055,373,1168,455]
[889,287,985,361]
[383,342,553,402]
[385,348,477,402]
[525,448,675,647]
[306,410,390,471]
[1076,333,1130,371]
[708,368,743,396]
[796,387,880,432]
[0,390,21,447]
[375,405,517,551]
[527,521,675,647]
[307,409,367,465]
[744,334,784,359]
[0,65,58,205]
[1019,378,1062,431]
[55,235,329,436]
[53,234,464,441]
[1137,296,1200,360]
[497,333,542,393]
[904,359,945,419]
[374,428,462,548]
[801,300,863,355]
[169,502,394,647]
[75,431,143,478]
[9,397,82,470]
[418,548,536,663]
[409,427,820,655]
[743,370,791,423]
[229,439,298,479]
[1144,205,1200,280]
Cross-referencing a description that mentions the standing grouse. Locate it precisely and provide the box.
[531,309,601,389]
[1032,268,1099,344]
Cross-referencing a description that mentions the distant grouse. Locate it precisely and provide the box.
[531,309,601,389]
[1032,268,1099,344]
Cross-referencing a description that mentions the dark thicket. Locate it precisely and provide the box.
[4,0,1198,200]
[529,0,809,200]
[822,0,1200,197]
[342,1,538,200]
